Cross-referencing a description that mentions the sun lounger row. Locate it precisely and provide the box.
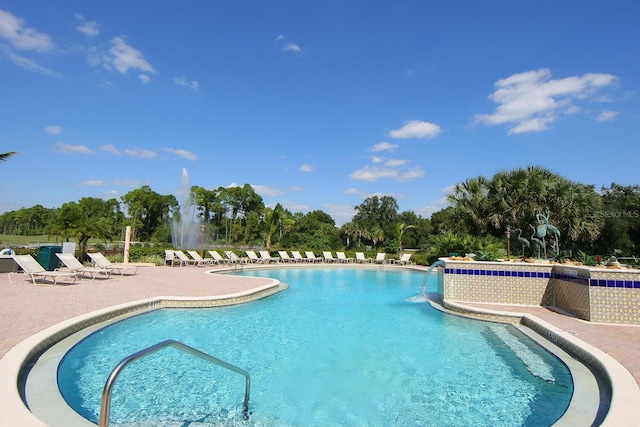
[165,249,412,267]
[8,251,137,286]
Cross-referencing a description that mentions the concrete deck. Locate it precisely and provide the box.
[1,264,640,426]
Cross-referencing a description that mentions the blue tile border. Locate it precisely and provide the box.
[445,265,640,288]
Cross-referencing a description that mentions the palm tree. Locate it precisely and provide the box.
[396,222,415,254]
[0,152,18,162]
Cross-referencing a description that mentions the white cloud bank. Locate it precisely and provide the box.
[475,68,617,134]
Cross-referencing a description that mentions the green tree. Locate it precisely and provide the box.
[352,196,398,246]
[447,166,603,252]
[121,186,179,241]
[396,222,416,254]
[594,183,640,255]
[51,197,123,258]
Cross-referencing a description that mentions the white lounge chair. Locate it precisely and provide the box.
[208,250,226,265]
[336,252,353,263]
[55,253,111,279]
[187,250,213,266]
[165,250,176,267]
[392,253,413,265]
[374,253,386,264]
[224,251,245,264]
[87,252,139,275]
[9,254,78,286]
[259,251,278,263]
[291,251,305,262]
[171,250,199,267]
[278,251,294,262]
[245,250,262,263]
[355,252,371,263]
[322,251,336,263]
[305,251,322,262]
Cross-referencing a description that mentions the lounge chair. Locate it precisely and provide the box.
[87,252,139,275]
[208,250,226,265]
[165,250,176,267]
[278,251,294,262]
[187,250,213,266]
[305,251,322,263]
[291,251,305,262]
[392,253,413,265]
[355,252,371,263]
[336,252,353,263]
[171,250,199,267]
[374,253,386,264]
[55,253,112,279]
[245,250,262,263]
[224,251,245,264]
[9,254,78,286]
[259,251,278,263]
[322,251,336,263]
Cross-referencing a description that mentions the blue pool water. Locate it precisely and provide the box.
[58,268,572,426]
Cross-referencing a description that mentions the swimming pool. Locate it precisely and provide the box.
[58,268,572,426]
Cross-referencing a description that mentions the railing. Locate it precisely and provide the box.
[98,340,251,427]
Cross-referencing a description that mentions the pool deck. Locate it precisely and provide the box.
[1,263,640,426]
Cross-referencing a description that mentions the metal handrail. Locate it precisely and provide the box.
[98,339,251,427]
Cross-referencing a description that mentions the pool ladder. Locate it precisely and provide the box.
[98,339,251,427]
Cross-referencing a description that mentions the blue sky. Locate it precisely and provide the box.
[1,1,638,225]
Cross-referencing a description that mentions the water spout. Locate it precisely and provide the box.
[170,168,201,249]
[407,260,445,303]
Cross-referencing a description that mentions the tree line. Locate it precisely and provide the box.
[1,163,638,263]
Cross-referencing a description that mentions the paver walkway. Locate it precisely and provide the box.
[1,264,640,391]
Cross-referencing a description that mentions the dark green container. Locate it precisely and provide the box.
[38,246,62,270]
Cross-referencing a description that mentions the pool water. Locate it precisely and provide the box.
[58,268,572,426]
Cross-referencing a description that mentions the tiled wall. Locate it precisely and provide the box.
[440,259,640,325]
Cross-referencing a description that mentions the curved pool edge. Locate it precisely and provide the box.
[435,299,640,427]
[0,278,284,427]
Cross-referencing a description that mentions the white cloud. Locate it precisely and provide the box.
[251,185,283,197]
[99,36,156,80]
[276,35,302,55]
[370,141,398,152]
[281,200,310,212]
[344,188,362,195]
[44,125,63,135]
[475,68,617,134]
[281,43,301,54]
[75,14,100,36]
[0,44,58,76]
[164,148,197,161]
[0,9,54,51]
[370,156,385,163]
[53,141,93,154]
[350,166,399,181]
[398,166,425,181]
[414,197,450,218]
[300,163,313,172]
[82,179,104,186]
[386,159,407,167]
[113,179,144,187]
[324,204,357,226]
[174,76,199,90]
[596,110,619,122]
[100,144,122,155]
[124,148,157,159]
[289,185,303,191]
[389,120,441,139]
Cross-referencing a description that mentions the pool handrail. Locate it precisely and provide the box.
[99,339,251,426]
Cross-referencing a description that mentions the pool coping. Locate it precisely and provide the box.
[436,299,640,427]
[0,277,284,427]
